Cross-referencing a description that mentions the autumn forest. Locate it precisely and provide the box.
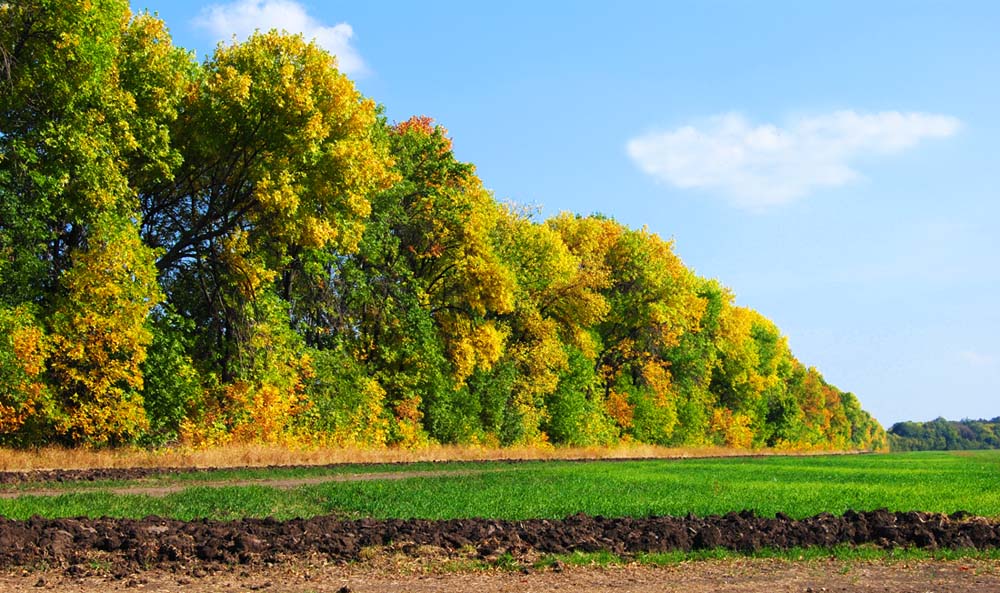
[0,1,887,450]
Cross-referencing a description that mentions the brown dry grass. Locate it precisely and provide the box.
[0,442,834,472]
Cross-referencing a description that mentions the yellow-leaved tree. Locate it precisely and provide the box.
[139,31,394,444]
[552,214,705,445]
[48,214,162,445]
[0,306,52,443]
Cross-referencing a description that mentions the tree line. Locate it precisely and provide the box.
[888,418,1000,451]
[0,1,886,450]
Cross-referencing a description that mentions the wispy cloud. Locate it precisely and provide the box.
[194,0,366,75]
[959,350,997,368]
[626,111,961,208]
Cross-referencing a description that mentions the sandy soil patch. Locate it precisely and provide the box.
[2,559,998,593]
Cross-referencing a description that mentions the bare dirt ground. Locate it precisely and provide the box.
[2,558,998,593]
[0,468,487,499]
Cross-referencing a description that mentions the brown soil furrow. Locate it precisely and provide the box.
[0,510,997,574]
[0,469,486,499]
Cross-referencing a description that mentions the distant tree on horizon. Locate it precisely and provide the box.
[888,417,1000,451]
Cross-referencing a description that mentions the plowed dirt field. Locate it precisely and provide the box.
[1,463,997,592]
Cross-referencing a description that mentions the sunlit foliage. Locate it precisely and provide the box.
[0,4,886,450]
[48,215,161,445]
[888,417,1000,451]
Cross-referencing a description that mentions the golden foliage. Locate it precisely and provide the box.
[48,216,161,445]
[330,378,390,447]
[710,408,754,449]
[199,31,395,256]
[605,390,634,430]
[0,307,51,435]
[447,320,508,383]
[393,395,429,448]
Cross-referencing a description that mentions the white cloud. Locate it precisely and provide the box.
[626,111,961,208]
[959,350,997,368]
[194,0,366,75]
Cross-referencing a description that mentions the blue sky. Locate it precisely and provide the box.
[131,0,999,426]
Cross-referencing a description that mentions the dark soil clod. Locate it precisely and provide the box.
[0,509,996,574]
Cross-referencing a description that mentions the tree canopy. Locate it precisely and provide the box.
[888,418,1000,451]
[0,3,887,450]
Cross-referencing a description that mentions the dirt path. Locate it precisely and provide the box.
[3,559,998,593]
[0,451,873,486]
[0,469,487,499]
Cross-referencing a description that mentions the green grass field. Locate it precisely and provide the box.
[1,450,998,522]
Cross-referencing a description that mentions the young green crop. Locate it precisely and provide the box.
[1,451,997,521]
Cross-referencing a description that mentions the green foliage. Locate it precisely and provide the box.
[543,347,617,446]
[889,417,1000,451]
[628,387,679,446]
[1,0,151,306]
[140,309,203,446]
[0,6,885,450]
[300,347,389,447]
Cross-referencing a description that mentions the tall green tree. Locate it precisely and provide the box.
[1,1,171,445]
[487,207,611,445]
[552,214,705,444]
[142,31,393,386]
[318,118,516,445]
